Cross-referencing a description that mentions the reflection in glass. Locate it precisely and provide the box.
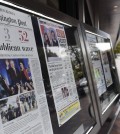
[86,33,119,112]
[33,16,97,133]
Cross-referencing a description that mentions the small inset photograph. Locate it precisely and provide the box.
[61,87,69,98]
[0,96,22,124]
[91,51,100,61]
[40,25,59,47]
[56,29,65,38]
[40,25,62,62]
[19,91,37,115]
[45,47,61,62]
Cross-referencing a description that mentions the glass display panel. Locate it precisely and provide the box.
[32,17,97,134]
[86,32,118,112]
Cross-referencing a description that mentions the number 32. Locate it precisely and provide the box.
[19,30,29,42]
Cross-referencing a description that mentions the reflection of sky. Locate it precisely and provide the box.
[59,47,67,58]
[47,47,67,58]
[70,53,75,61]
[2,105,7,111]
[96,43,111,51]
[47,47,60,57]
[2,96,17,111]
[7,97,17,107]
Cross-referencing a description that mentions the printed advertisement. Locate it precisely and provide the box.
[0,5,53,134]
[101,52,113,87]
[86,33,107,96]
[38,19,81,126]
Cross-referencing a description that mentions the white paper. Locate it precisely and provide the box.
[86,33,107,96]
[101,52,113,87]
[38,18,81,126]
[0,5,53,134]
[91,49,106,96]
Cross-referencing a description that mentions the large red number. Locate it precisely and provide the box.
[19,30,29,42]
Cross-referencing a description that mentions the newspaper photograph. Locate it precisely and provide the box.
[0,58,34,99]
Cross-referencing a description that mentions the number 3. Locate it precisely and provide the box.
[4,28,10,40]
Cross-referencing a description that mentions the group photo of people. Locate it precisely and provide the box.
[40,25,62,62]
[61,87,69,98]
[0,91,37,124]
[0,96,22,124]
[0,58,34,99]
[40,25,59,47]
[19,91,37,115]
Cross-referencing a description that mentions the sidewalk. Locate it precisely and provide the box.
[110,112,120,134]
[110,57,120,134]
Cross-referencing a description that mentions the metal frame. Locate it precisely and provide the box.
[77,24,101,134]
[0,1,101,134]
[81,23,120,125]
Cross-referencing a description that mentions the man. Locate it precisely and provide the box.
[15,103,22,117]
[5,60,20,85]
[51,30,59,47]
[0,75,10,97]
[19,62,30,83]
[6,105,15,121]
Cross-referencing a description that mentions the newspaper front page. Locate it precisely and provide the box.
[0,5,53,134]
[86,33,107,96]
[38,18,81,127]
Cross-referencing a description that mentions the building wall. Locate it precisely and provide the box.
[46,0,98,27]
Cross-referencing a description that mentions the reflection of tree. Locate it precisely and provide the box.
[69,46,84,81]
[72,60,83,81]
[114,41,120,54]
[38,47,55,111]
[37,47,51,92]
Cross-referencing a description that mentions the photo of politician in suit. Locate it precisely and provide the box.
[0,59,34,99]
[0,74,11,97]
[51,30,59,47]
[5,60,20,85]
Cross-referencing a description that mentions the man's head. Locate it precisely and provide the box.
[51,30,56,39]
[10,60,15,68]
[20,62,24,70]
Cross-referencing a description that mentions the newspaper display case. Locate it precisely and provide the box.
[0,1,119,134]
[82,24,120,125]
[0,1,101,134]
